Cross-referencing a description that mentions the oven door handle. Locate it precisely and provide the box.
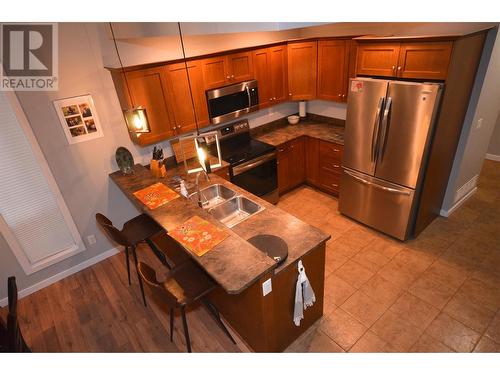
[232,152,276,176]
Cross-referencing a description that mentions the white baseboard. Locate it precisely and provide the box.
[485,153,500,162]
[440,186,477,217]
[0,246,121,307]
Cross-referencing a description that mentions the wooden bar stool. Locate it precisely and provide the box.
[137,261,236,352]
[0,277,31,352]
[96,213,188,307]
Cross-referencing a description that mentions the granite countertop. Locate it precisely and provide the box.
[110,162,330,295]
[252,120,345,146]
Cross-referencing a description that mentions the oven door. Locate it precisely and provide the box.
[231,152,278,202]
[207,80,259,124]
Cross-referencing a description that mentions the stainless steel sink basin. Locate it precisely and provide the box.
[208,196,264,228]
[189,184,236,209]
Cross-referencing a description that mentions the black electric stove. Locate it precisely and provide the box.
[204,119,278,204]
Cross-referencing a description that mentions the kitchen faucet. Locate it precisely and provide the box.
[195,170,210,208]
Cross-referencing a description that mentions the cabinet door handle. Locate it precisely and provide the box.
[333,164,340,168]
[342,94,346,98]
[226,75,230,79]
[338,93,342,97]
[333,148,340,152]
[289,93,292,96]
[392,65,396,71]
[397,66,402,71]
[231,74,234,78]
[332,183,339,187]
[270,98,273,101]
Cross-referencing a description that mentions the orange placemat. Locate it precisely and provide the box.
[169,215,229,256]
[133,182,179,209]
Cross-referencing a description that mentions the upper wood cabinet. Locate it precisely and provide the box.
[123,67,176,146]
[397,42,453,80]
[356,43,400,77]
[287,41,317,100]
[317,40,349,102]
[252,48,272,108]
[227,51,254,82]
[252,44,288,108]
[200,55,228,89]
[201,51,254,90]
[356,41,453,80]
[164,61,209,134]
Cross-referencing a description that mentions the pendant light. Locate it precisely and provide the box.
[109,22,151,134]
[177,22,222,174]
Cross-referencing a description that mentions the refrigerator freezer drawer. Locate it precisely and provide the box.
[339,168,415,241]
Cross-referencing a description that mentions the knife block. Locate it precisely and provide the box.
[150,159,167,178]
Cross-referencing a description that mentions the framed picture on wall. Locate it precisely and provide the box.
[53,94,104,144]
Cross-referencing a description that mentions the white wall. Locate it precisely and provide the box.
[486,113,500,160]
[306,100,347,120]
[441,27,500,215]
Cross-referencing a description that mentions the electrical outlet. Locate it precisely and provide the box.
[476,118,483,129]
[262,278,272,296]
[86,235,96,246]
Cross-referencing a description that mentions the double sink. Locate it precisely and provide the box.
[189,184,264,228]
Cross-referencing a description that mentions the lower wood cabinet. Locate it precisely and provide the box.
[277,137,305,194]
[318,141,343,195]
[278,136,343,197]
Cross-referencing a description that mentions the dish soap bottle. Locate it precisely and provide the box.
[180,180,189,198]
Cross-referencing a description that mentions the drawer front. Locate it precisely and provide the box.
[319,169,341,194]
[319,155,342,173]
[319,141,343,162]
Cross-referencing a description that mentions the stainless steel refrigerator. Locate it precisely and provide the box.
[339,77,443,240]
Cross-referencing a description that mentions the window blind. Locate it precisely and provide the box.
[0,91,79,269]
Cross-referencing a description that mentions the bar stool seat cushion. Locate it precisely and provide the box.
[162,261,216,306]
[122,214,164,245]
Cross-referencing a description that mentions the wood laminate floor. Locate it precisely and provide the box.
[2,160,499,352]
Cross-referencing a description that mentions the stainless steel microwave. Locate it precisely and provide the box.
[206,80,259,124]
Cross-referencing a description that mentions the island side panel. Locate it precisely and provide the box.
[272,242,325,352]
[209,242,326,352]
[209,270,276,352]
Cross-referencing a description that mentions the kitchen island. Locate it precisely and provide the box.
[110,162,330,352]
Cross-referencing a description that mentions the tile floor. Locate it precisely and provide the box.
[3,160,499,352]
[282,160,500,352]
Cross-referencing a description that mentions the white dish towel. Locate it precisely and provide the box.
[293,260,316,326]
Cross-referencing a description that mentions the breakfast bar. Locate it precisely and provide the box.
[110,163,330,352]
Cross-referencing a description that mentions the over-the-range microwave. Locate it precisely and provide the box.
[206,79,259,124]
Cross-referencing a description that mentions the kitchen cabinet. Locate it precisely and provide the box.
[277,143,292,195]
[122,67,176,146]
[277,137,306,194]
[201,51,254,90]
[269,45,288,103]
[305,136,320,185]
[356,43,400,77]
[356,41,452,80]
[287,41,317,100]
[164,60,209,134]
[397,42,453,80]
[317,40,350,102]
[289,137,306,188]
[318,141,343,196]
[252,44,288,108]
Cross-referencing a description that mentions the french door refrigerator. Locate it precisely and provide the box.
[339,77,443,240]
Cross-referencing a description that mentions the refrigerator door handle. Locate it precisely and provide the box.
[344,170,411,195]
[371,97,385,162]
[378,97,392,162]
